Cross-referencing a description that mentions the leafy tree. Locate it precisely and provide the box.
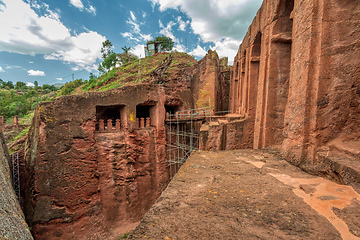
[147,35,174,51]
[98,40,117,74]
[98,52,117,73]
[1,81,14,89]
[15,81,26,89]
[42,84,56,91]
[34,81,38,87]
[89,73,97,80]
[101,40,113,59]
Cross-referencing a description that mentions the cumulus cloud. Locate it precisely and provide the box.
[173,43,186,52]
[149,0,262,62]
[150,0,261,42]
[0,67,4,72]
[189,45,207,58]
[26,82,35,87]
[0,0,104,69]
[122,11,152,43]
[44,31,105,67]
[57,78,63,81]
[130,44,145,58]
[28,70,45,76]
[210,38,241,64]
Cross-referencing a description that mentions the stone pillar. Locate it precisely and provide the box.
[211,109,215,116]
[140,118,145,128]
[188,111,191,117]
[136,118,139,128]
[146,117,150,127]
[13,115,19,125]
[99,119,104,131]
[107,119,112,132]
[116,119,121,131]
[166,112,169,120]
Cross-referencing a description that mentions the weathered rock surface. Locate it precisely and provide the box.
[0,130,33,239]
[128,150,360,239]
[24,84,169,239]
[225,0,360,184]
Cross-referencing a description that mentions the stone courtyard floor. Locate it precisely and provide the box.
[128,149,360,240]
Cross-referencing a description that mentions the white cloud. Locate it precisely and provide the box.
[0,0,105,70]
[69,0,96,15]
[86,5,96,16]
[69,0,84,10]
[149,0,262,61]
[150,0,262,42]
[126,12,141,33]
[121,32,139,42]
[130,11,137,21]
[189,45,207,58]
[149,0,182,11]
[130,44,145,58]
[173,43,186,52]
[159,20,177,42]
[177,16,189,31]
[28,70,45,76]
[122,11,152,43]
[26,82,35,87]
[0,67,4,72]
[57,78,63,81]
[210,38,241,65]
[140,33,152,42]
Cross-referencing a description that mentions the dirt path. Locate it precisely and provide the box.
[128,149,360,239]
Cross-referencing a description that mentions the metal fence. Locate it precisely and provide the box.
[11,153,20,202]
[166,106,212,179]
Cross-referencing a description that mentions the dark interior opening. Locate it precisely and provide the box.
[136,105,151,119]
[165,105,179,115]
[96,105,124,127]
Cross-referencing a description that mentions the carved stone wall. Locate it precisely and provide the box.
[230,0,360,168]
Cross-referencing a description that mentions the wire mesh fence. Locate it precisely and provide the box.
[166,105,211,179]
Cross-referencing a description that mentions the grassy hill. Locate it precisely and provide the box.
[76,52,197,93]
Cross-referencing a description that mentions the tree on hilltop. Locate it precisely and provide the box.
[147,35,174,51]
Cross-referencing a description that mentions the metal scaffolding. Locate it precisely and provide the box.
[166,105,212,179]
[11,152,20,202]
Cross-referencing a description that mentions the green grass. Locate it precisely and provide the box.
[73,52,197,95]
[118,232,130,239]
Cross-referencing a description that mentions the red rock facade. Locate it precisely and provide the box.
[23,51,230,239]
[24,85,170,239]
[230,0,360,172]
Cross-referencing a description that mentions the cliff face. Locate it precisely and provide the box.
[229,0,360,182]
[0,130,33,239]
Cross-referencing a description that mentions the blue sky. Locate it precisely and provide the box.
[0,0,262,86]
